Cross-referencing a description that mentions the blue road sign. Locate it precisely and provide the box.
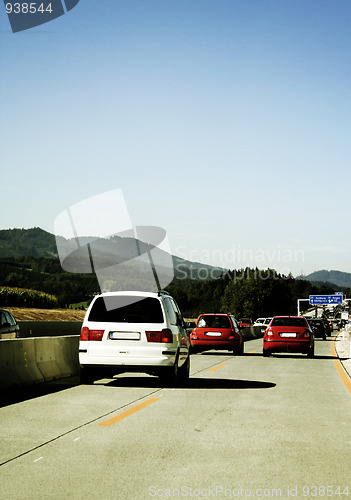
[309,295,343,305]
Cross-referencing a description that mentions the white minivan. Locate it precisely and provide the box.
[79,290,190,385]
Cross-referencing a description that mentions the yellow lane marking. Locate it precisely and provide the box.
[98,398,161,427]
[248,350,256,353]
[332,335,351,395]
[208,363,227,372]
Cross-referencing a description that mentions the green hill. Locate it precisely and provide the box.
[0,227,58,258]
[298,270,351,289]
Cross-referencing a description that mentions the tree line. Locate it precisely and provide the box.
[1,256,348,317]
[167,268,346,318]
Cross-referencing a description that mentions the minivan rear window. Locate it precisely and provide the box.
[88,296,164,323]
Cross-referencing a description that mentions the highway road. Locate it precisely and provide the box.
[1,337,351,499]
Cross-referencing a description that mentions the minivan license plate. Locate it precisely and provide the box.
[110,332,140,340]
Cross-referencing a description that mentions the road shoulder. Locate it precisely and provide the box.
[334,329,351,380]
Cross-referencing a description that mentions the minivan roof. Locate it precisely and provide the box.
[97,290,160,298]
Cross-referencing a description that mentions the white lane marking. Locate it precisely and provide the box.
[34,457,43,463]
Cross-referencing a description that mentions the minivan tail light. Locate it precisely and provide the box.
[80,327,89,341]
[161,328,173,343]
[146,329,173,343]
[146,330,161,342]
[80,327,104,341]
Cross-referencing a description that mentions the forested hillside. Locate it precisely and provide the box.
[298,269,351,289]
[0,228,349,317]
[0,227,58,258]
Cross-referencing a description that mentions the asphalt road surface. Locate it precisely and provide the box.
[1,337,351,499]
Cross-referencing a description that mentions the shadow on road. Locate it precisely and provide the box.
[0,377,79,409]
[0,373,276,408]
[269,353,338,360]
[104,375,276,390]
[180,378,275,389]
[194,351,261,357]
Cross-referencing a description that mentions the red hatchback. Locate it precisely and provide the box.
[190,313,243,354]
[263,316,314,357]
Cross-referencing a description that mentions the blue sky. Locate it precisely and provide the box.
[1,0,350,276]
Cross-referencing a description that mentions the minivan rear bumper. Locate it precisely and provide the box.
[79,351,176,369]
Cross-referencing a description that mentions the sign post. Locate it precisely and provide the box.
[297,298,310,316]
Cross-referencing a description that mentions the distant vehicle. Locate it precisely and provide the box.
[239,318,252,328]
[263,316,314,357]
[190,313,243,355]
[253,318,266,326]
[253,318,268,334]
[79,291,190,385]
[322,319,332,336]
[330,319,341,331]
[0,309,20,339]
[307,318,327,340]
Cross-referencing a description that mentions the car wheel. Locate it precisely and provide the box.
[159,357,179,387]
[80,366,95,385]
[233,341,244,355]
[178,355,190,385]
[262,348,270,357]
[307,346,315,357]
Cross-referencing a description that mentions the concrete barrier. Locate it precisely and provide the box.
[0,336,79,391]
[0,341,17,390]
[35,336,64,382]
[53,336,79,379]
[13,339,44,386]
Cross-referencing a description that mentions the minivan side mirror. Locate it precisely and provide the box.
[175,314,185,328]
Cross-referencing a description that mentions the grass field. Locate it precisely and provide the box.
[7,307,86,321]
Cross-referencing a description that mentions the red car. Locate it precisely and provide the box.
[239,317,252,328]
[190,313,243,354]
[263,316,314,357]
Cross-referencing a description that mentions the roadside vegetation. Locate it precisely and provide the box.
[0,286,59,308]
